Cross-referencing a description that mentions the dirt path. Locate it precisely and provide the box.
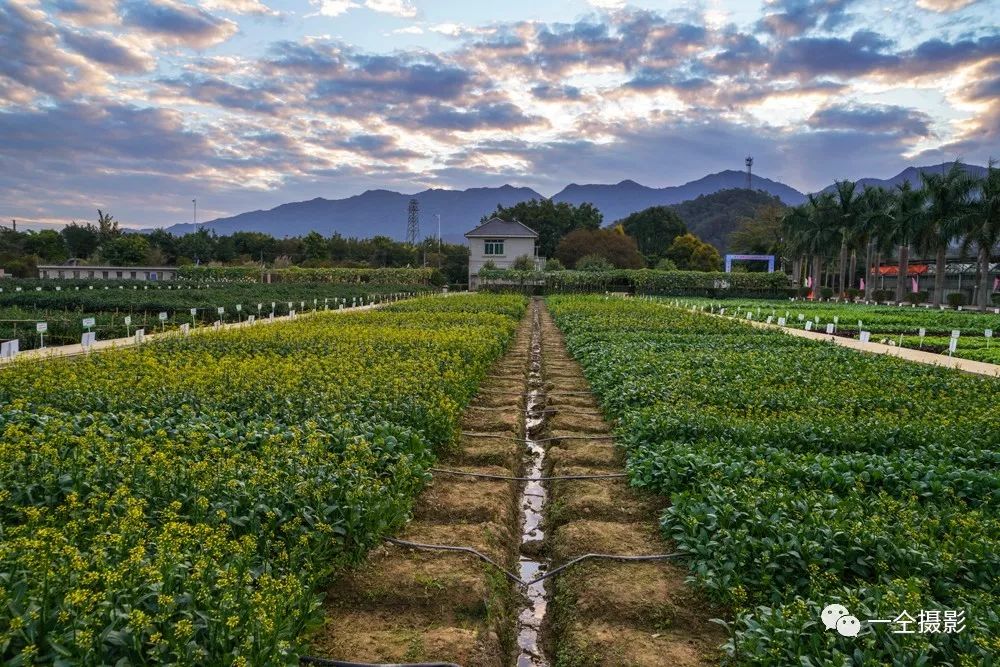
[537,305,724,666]
[726,313,1000,378]
[307,300,725,666]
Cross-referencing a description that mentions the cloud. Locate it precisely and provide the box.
[310,0,356,17]
[0,102,210,161]
[364,0,416,18]
[758,0,857,37]
[807,103,933,137]
[309,0,416,18]
[915,0,981,12]
[400,101,540,131]
[0,1,109,102]
[530,83,583,100]
[50,0,120,27]
[771,30,898,78]
[60,29,155,73]
[310,50,472,103]
[199,0,279,16]
[121,0,238,48]
[157,73,283,113]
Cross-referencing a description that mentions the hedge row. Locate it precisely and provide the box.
[477,268,791,296]
[177,266,438,284]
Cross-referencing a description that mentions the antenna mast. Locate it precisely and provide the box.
[745,155,753,190]
[406,198,420,245]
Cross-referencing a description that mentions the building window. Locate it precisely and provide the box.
[116,271,123,278]
[484,239,505,256]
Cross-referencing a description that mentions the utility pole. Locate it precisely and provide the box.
[436,214,442,269]
[745,155,753,190]
[192,199,197,225]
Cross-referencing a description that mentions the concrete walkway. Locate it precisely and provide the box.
[0,302,386,367]
[731,316,1000,378]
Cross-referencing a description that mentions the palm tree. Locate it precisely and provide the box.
[783,204,811,289]
[961,160,1000,309]
[794,192,840,298]
[832,180,860,295]
[889,181,928,303]
[920,162,975,306]
[857,185,895,300]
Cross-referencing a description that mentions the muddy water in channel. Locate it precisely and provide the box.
[517,305,549,667]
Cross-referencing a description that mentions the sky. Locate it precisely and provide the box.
[1,0,998,230]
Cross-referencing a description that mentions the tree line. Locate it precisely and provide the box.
[0,213,470,284]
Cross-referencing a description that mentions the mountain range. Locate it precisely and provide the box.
[156,163,984,242]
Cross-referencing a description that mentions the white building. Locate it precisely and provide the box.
[38,265,178,281]
[465,217,542,289]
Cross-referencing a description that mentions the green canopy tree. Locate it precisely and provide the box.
[61,223,100,260]
[101,234,150,265]
[486,199,602,259]
[554,228,644,269]
[617,206,687,265]
[664,233,722,271]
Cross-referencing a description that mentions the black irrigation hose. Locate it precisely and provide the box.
[430,467,628,481]
[459,431,615,442]
[300,657,459,667]
[523,552,689,586]
[383,538,687,588]
[385,538,523,586]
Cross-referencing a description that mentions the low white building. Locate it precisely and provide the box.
[38,265,178,281]
[465,217,542,289]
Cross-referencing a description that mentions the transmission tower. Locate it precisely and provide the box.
[406,198,420,245]
[745,155,753,190]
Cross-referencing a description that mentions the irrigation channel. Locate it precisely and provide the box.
[308,300,723,666]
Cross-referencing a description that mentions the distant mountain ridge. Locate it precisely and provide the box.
[821,162,988,193]
[552,170,807,222]
[155,163,984,241]
[162,185,544,242]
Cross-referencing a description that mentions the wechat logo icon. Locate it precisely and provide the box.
[822,604,861,637]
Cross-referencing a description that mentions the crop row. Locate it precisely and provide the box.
[0,293,527,665]
[676,297,1000,365]
[546,295,999,665]
[0,283,434,349]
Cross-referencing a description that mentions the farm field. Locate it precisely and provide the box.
[676,297,1000,364]
[0,281,434,349]
[547,295,1000,665]
[0,293,526,665]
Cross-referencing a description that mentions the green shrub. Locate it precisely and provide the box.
[512,255,535,271]
[544,258,565,271]
[872,289,894,302]
[947,292,968,307]
[655,258,678,271]
[576,254,614,272]
[846,287,861,299]
[905,291,929,304]
[819,287,834,300]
